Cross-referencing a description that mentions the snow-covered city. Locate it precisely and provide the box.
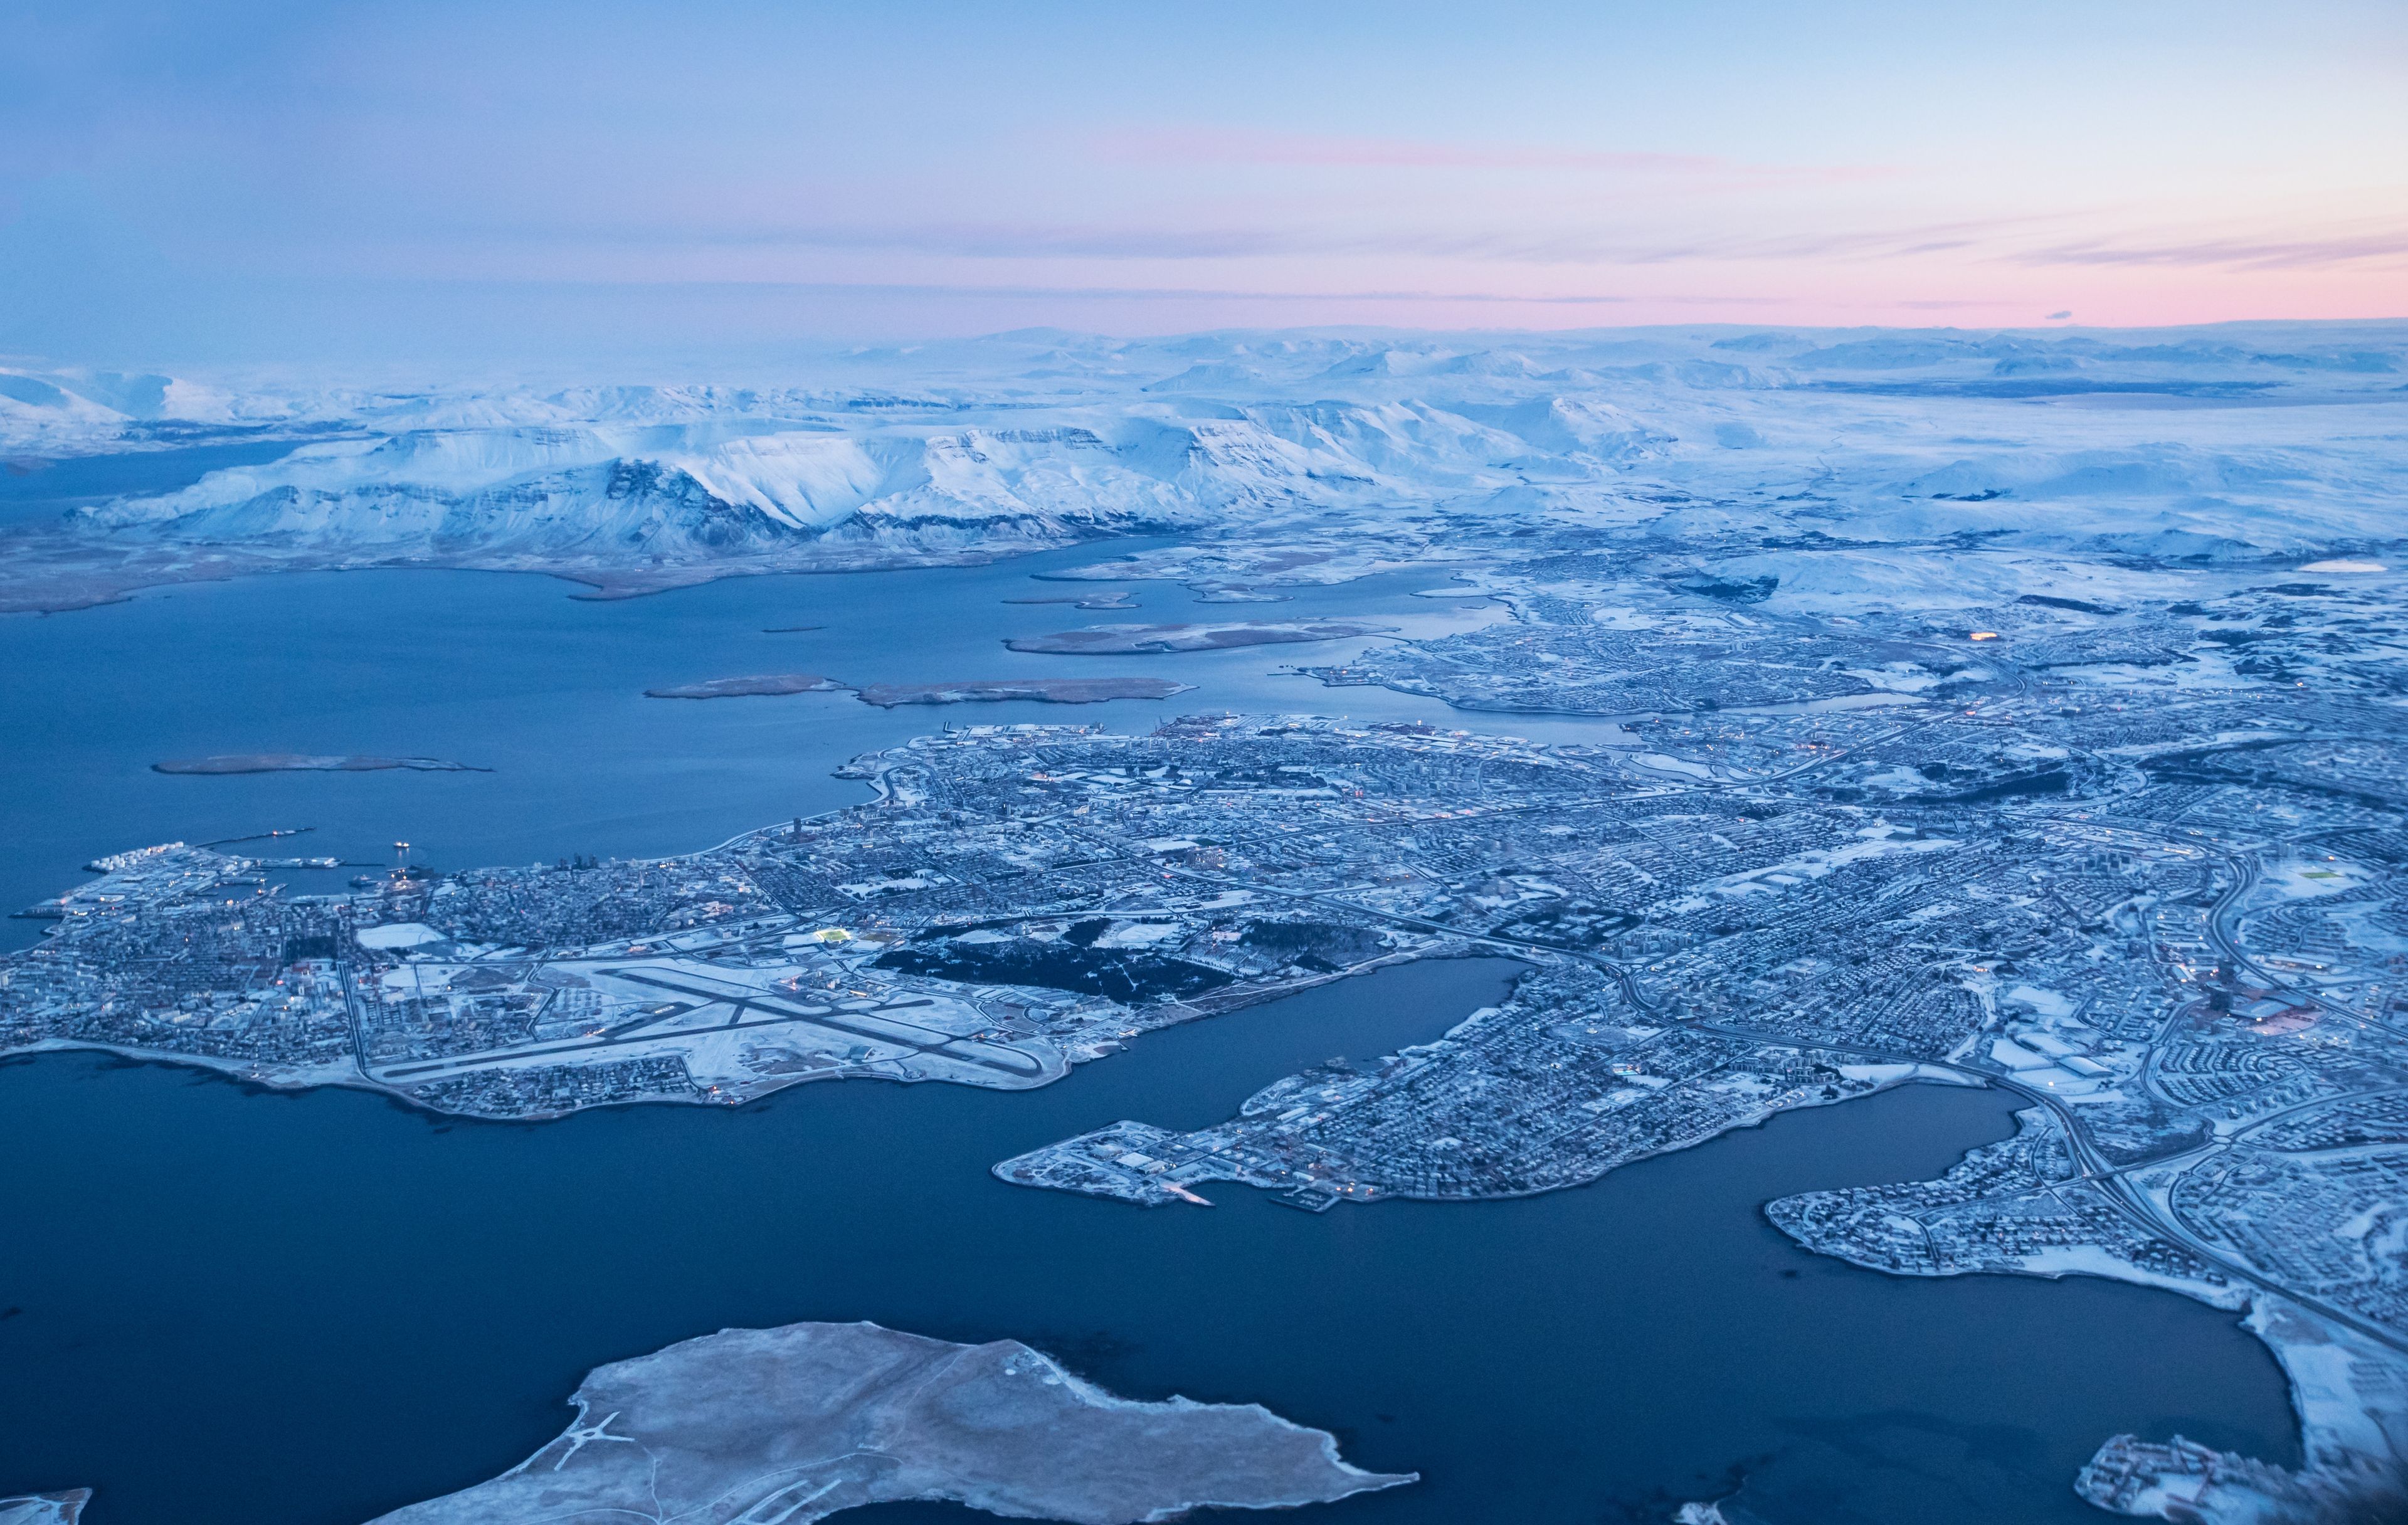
[5,4,2403,1522]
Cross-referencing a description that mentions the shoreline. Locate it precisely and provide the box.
[0,1035,2319,1515]
[0,530,1122,619]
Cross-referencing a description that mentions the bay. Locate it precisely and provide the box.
[0,963,2296,1525]
[1,547,1543,954]
[0,547,2300,1524]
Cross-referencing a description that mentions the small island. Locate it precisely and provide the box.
[153,755,487,775]
[856,677,1195,707]
[369,1321,1412,1525]
[0,1493,89,1525]
[1006,619,1393,655]
[1004,591,1138,609]
[644,673,849,700]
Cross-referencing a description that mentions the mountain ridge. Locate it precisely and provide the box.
[3,322,2402,611]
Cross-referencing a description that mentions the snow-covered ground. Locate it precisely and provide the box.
[1,322,2402,609]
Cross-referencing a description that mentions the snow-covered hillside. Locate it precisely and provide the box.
[78,424,1208,560]
[2,322,2402,608]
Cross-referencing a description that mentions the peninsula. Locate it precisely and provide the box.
[643,673,848,700]
[1003,591,1139,609]
[0,1495,87,1525]
[855,677,1193,707]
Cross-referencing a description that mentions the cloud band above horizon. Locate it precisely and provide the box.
[3,0,2402,364]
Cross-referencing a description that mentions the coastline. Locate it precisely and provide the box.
[0,527,1117,619]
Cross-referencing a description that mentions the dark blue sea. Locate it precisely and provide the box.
[0,536,2297,1523]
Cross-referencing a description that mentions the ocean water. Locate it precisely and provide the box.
[0,547,1551,954]
[0,440,325,528]
[0,552,2299,1524]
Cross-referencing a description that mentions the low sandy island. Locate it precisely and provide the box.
[857,677,1195,707]
[370,1321,1410,1525]
[153,755,487,775]
[1006,619,1393,655]
[645,673,849,699]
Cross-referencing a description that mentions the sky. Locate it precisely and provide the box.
[3,0,2404,367]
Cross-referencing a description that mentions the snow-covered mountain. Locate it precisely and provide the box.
[3,321,2402,608]
[80,424,1204,559]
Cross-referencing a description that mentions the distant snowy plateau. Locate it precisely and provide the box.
[1,321,2402,613]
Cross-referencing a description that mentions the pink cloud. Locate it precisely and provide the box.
[2011,226,2408,272]
[1104,125,1898,186]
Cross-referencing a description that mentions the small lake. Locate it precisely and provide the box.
[0,544,2300,1524]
